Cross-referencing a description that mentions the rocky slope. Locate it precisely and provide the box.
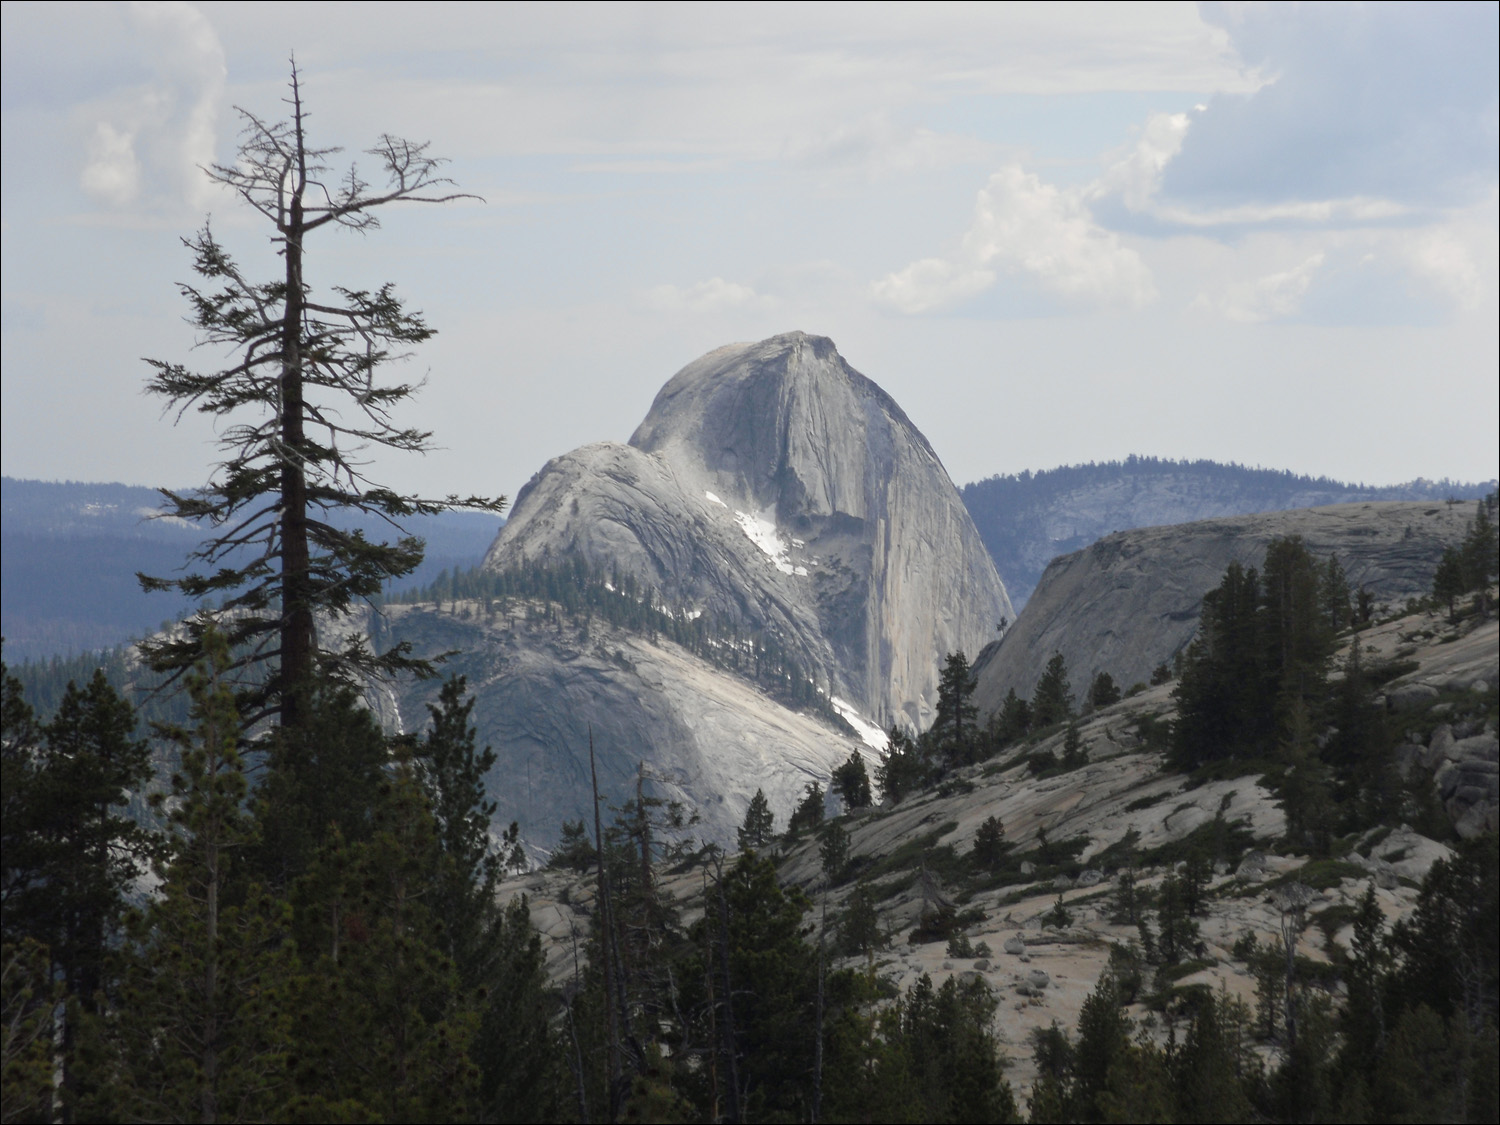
[505,604,1497,1101]
[960,459,1492,608]
[388,332,1010,847]
[974,499,1478,717]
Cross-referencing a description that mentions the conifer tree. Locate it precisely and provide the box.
[875,726,925,804]
[112,630,294,1124]
[1031,653,1074,729]
[737,788,776,851]
[993,687,1032,747]
[933,651,979,766]
[788,781,826,835]
[138,63,503,731]
[831,750,873,810]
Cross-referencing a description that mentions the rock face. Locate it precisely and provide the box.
[487,332,1012,731]
[960,461,1494,609]
[396,332,1011,847]
[974,500,1476,715]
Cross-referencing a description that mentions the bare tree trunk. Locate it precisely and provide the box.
[279,67,313,732]
[589,728,621,1121]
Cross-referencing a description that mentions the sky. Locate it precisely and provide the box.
[3,1,1497,508]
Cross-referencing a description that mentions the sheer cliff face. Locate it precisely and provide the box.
[486,331,1012,731]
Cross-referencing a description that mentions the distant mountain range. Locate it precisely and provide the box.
[962,457,1494,608]
[6,458,1493,664]
[0,478,505,663]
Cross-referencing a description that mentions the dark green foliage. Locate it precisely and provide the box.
[933,651,980,766]
[832,749,874,810]
[549,818,597,872]
[0,938,58,1123]
[788,781,826,835]
[110,632,293,1123]
[1087,671,1122,710]
[876,726,927,804]
[0,660,154,1111]
[1043,894,1073,930]
[738,787,776,851]
[1434,543,1470,618]
[415,675,506,992]
[836,881,887,959]
[992,687,1033,747]
[1062,723,1086,769]
[972,815,1007,872]
[1032,653,1074,729]
[819,821,852,884]
[1150,662,1173,686]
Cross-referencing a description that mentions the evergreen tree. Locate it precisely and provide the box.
[933,651,980,766]
[110,631,294,1123]
[0,666,153,1115]
[1031,653,1074,729]
[819,821,852,884]
[137,64,502,731]
[835,881,886,959]
[414,676,502,993]
[788,781,826,835]
[285,756,481,1121]
[972,815,1006,872]
[1433,545,1467,620]
[831,750,873,810]
[1086,671,1121,710]
[737,788,776,851]
[993,687,1033,747]
[875,726,926,804]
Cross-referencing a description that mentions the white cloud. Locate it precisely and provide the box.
[642,277,770,314]
[1397,193,1500,311]
[80,122,143,207]
[1196,252,1325,323]
[76,1,226,214]
[873,166,1157,314]
[1093,111,1191,212]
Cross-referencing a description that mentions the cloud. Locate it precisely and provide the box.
[1195,252,1326,323]
[1163,2,1499,208]
[873,166,1157,314]
[1093,111,1192,212]
[80,122,143,207]
[784,112,995,177]
[76,1,226,213]
[1396,191,1500,310]
[642,278,771,314]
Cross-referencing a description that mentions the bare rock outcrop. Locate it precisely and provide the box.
[488,332,1012,732]
[975,500,1475,715]
[391,333,1010,847]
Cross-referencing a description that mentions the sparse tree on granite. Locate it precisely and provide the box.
[832,750,873,810]
[1086,671,1122,711]
[1031,653,1074,729]
[875,726,925,804]
[788,781,826,835]
[738,788,776,851]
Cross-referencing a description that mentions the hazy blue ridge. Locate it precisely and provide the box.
[1,477,505,662]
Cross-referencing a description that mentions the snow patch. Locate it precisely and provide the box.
[830,696,888,751]
[734,509,798,576]
[704,491,727,508]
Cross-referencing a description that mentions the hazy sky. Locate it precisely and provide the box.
[3,2,1497,507]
